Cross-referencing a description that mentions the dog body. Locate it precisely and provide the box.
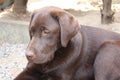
[73,26,120,80]
[14,6,120,80]
[94,42,120,80]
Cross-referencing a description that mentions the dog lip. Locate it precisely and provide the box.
[32,58,49,64]
[32,55,54,64]
[33,61,47,64]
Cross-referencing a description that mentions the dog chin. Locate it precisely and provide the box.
[33,58,52,64]
[33,54,54,64]
[32,60,47,64]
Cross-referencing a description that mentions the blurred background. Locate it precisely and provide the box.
[0,0,120,80]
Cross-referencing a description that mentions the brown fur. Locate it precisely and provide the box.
[94,41,120,80]
[14,6,120,80]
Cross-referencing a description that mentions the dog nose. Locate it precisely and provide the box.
[25,51,36,61]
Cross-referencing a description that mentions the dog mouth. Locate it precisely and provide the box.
[26,45,57,64]
[31,54,54,64]
[33,59,49,64]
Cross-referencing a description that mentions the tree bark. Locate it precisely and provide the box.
[0,0,4,4]
[101,0,114,24]
[13,0,28,14]
[0,0,14,10]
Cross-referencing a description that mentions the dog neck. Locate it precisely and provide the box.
[38,32,83,73]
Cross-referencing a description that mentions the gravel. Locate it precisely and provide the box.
[0,43,28,80]
[0,17,29,80]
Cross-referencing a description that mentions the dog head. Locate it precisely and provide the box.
[26,6,79,64]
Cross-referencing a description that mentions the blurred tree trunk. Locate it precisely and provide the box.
[101,0,114,24]
[13,0,28,14]
[0,0,4,4]
[0,0,14,10]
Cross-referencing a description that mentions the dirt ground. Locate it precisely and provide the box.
[0,0,120,80]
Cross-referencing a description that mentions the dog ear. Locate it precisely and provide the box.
[29,13,35,39]
[29,11,36,39]
[51,10,79,47]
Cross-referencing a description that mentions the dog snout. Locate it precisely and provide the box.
[25,50,36,61]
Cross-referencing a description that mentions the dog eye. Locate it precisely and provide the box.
[41,27,50,36]
[43,29,50,34]
[42,29,50,36]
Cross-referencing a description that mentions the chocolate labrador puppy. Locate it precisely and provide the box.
[14,6,120,80]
